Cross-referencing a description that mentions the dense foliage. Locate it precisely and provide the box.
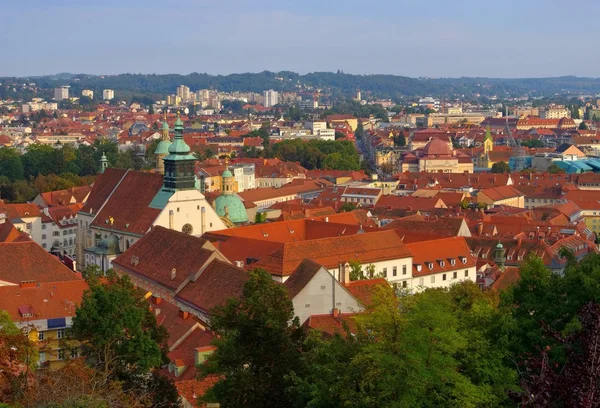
[270,139,361,170]
[199,253,600,407]
[199,269,306,408]
[0,140,157,202]
[9,72,600,101]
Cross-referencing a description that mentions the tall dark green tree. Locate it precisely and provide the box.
[491,161,511,173]
[199,269,306,408]
[71,272,168,381]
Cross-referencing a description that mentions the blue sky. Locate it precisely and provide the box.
[2,0,598,78]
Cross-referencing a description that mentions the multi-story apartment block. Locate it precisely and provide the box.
[81,89,94,99]
[53,86,69,101]
[102,89,115,100]
[263,89,279,107]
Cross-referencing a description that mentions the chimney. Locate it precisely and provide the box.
[235,260,244,268]
[152,295,161,305]
[179,310,189,320]
[325,217,329,223]
[477,223,483,236]
[171,268,177,280]
[169,210,174,230]
[332,308,340,318]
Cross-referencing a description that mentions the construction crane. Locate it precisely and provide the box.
[504,107,527,171]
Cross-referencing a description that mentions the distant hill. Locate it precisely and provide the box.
[5,72,600,100]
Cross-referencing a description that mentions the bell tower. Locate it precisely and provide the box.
[162,113,197,190]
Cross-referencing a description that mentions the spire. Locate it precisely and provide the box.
[161,111,170,141]
[99,153,109,173]
[162,111,196,190]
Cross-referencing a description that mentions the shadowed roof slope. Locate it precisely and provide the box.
[285,259,324,298]
[80,168,128,214]
[175,259,248,313]
[90,170,164,235]
[112,226,216,291]
[0,241,79,285]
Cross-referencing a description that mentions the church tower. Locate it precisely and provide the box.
[154,113,172,174]
[483,125,493,154]
[99,153,109,173]
[162,113,196,190]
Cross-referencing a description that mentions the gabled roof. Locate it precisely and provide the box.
[0,279,88,322]
[406,237,475,277]
[175,259,248,313]
[80,168,128,215]
[90,170,164,235]
[252,230,412,277]
[284,259,324,298]
[0,202,40,220]
[0,220,29,243]
[39,185,91,206]
[0,241,79,285]
[113,226,217,292]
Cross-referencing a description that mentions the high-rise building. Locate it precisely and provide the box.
[103,89,115,100]
[54,86,69,101]
[263,89,279,108]
[81,89,94,99]
[177,85,191,101]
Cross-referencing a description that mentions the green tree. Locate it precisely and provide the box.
[297,283,516,407]
[354,120,364,139]
[394,133,406,146]
[199,268,306,408]
[491,161,510,173]
[547,163,565,174]
[0,149,24,182]
[334,131,345,140]
[71,272,168,381]
[579,121,588,130]
[339,202,356,213]
[204,147,216,159]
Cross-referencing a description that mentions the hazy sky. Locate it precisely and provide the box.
[2,0,598,78]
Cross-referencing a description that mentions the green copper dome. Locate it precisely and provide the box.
[222,168,233,178]
[215,194,248,224]
[162,120,169,131]
[166,114,195,158]
[154,139,172,155]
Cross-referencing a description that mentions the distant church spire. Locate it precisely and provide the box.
[99,152,109,173]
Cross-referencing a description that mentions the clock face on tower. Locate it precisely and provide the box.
[182,223,193,235]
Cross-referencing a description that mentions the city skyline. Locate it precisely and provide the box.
[3,0,599,78]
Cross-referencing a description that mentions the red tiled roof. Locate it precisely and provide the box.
[253,230,412,277]
[113,226,217,292]
[0,279,87,322]
[304,313,358,336]
[0,241,79,284]
[39,185,91,207]
[90,170,164,235]
[80,168,128,215]
[406,237,475,276]
[344,278,388,307]
[0,220,29,243]
[0,202,40,220]
[175,259,248,313]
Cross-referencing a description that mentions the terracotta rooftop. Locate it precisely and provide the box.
[80,168,128,215]
[113,226,218,292]
[406,237,475,277]
[90,170,164,235]
[0,241,80,285]
[175,259,248,313]
[0,279,88,322]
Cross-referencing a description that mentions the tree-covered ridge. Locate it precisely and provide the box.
[5,72,600,100]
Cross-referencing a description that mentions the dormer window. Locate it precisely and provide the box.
[439,260,445,267]
[449,259,456,266]
[460,256,467,264]
[415,264,422,272]
[427,262,434,270]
